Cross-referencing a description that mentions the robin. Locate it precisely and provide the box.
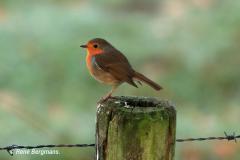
[80,38,162,103]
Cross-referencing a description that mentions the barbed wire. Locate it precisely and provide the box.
[0,144,95,156]
[0,132,239,156]
[176,132,239,142]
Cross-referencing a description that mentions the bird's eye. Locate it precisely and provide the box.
[93,44,98,48]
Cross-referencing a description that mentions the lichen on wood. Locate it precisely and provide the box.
[96,96,176,160]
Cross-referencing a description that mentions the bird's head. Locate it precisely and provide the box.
[80,38,112,55]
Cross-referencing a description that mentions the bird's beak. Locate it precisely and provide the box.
[80,44,87,48]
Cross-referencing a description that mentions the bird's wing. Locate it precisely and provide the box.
[94,49,138,87]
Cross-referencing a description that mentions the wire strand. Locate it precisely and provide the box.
[0,132,239,156]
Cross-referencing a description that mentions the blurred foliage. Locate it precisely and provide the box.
[0,0,240,159]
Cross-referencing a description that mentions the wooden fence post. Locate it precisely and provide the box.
[96,96,176,160]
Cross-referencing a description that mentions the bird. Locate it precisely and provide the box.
[80,38,162,103]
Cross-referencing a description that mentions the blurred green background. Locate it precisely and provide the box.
[0,0,240,159]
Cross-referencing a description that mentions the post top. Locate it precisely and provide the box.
[98,96,175,111]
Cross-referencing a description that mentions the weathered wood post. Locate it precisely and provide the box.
[96,96,176,160]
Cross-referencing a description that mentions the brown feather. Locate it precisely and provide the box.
[133,71,162,90]
[94,48,138,88]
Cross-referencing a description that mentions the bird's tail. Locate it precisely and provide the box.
[133,71,163,91]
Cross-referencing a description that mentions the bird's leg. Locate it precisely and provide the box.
[98,85,118,104]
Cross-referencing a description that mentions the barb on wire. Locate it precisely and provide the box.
[0,132,239,156]
[176,132,239,143]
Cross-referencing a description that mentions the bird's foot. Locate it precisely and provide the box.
[97,95,117,104]
[97,95,111,104]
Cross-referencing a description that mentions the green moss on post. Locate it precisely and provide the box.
[96,96,176,160]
